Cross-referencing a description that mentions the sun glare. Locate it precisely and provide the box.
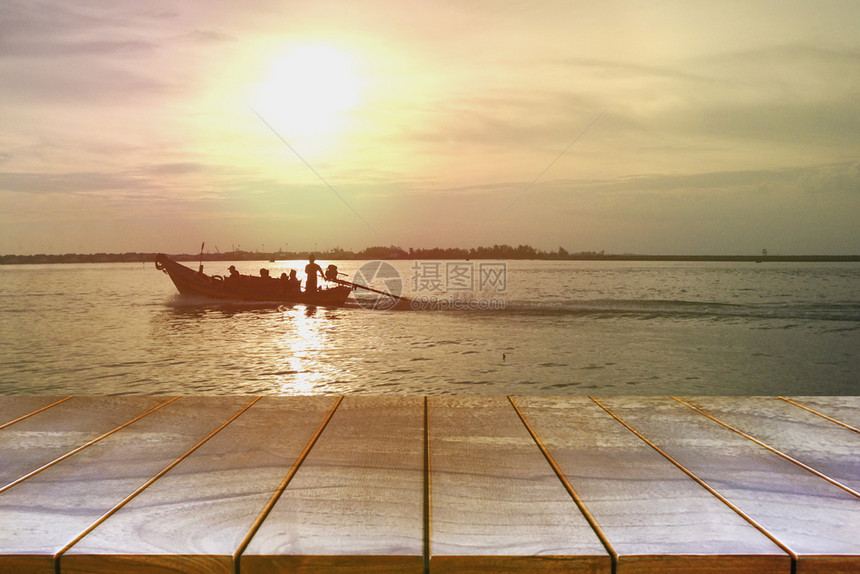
[254,44,360,140]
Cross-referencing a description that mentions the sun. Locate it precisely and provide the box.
[254,44,360,140]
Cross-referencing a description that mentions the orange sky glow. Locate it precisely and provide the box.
[1,1,859,255]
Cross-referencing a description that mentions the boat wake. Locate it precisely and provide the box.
[463,298,860,323]
[162,291,860,323]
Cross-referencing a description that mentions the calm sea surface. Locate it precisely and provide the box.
[0,259,857,395]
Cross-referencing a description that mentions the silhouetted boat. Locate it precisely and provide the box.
[154,254,352,306]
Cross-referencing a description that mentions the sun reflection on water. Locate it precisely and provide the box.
[274,305,334,394]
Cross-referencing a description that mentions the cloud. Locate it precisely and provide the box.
[0,3,164,58]
[542,43,860,149]
[672,97,860,151]
[798,160,860,196]
[0,163,217,203]
[0,4,174,107]
[2,64,170,106]
[354,39,860,181]
[474,161,860,254]
[135,162,211,176]
[1,38,157,59]
[548,160,860,198]
[0,171,135,195]
[183,29,236,44]
[692,43,860,85]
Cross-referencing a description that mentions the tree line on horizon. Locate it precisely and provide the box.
[2,245,857,264]
[1,244,602,264]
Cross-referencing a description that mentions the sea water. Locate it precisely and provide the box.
[0,259,857,395]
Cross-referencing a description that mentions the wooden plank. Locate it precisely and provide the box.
[428,396,610,574]
[0,396,69,428]
[60,396,339,574]
[241,396,425,574]
[679,396,860,493]
[596,397,860,574]
[512,396,789,574]
[0,396,168,490]
[782,396,860,430]
[0,396,254,574]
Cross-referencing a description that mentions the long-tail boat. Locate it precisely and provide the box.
[154,253,352,306]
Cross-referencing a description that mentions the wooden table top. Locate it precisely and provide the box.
[0,395,857,574]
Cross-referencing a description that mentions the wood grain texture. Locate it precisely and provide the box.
[241,396,425,574]
[0,556,55,574]
[782,396,860,430]
[58,554,232,574]
[61,397,339,574]
[430,555,608,574]
[616,555,794,574]
[795,555,860,574]
[241,555,424,574]
[513,396,789,574]
[0,396,254,574]
[596,397,860,570]
[0,396,68,428]
[679,396,860,493]
[0,396,167,489]
[429,396,609,573]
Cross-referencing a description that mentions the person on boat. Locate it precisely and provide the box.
[284,269,301,292]
[259,268,271,279]
[324,264,340,282]
[227,265,240,280]
[305,255,325,293]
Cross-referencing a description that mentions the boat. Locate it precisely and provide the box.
[154,253,353,306]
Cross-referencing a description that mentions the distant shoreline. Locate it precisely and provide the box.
[2,251,859,265]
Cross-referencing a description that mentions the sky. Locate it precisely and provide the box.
[1,0,859,256]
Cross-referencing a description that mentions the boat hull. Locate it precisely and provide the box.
[155,254,352,306]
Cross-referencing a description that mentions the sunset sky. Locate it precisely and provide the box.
[1,0,858,255]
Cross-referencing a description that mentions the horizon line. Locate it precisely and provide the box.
[2,249,859,264]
